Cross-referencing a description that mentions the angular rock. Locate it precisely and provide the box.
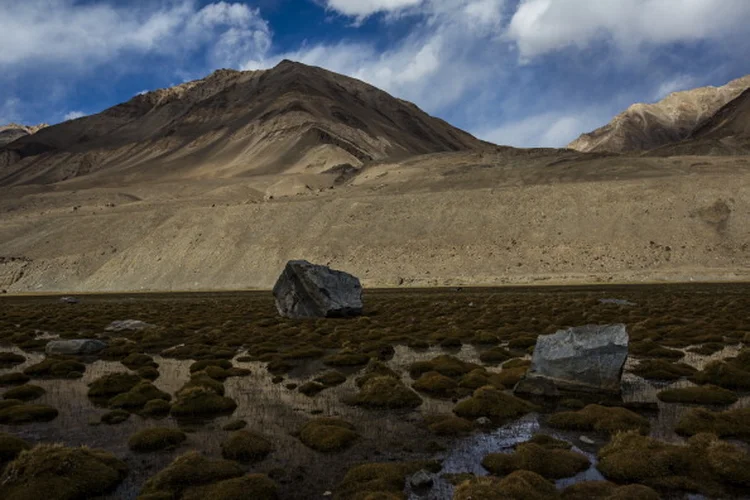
[273,260,363,319]
[410,470,434,489]
[45,339,107,355]
[59,296,79,304]
[514,324,628,396]
[105,320,155,332]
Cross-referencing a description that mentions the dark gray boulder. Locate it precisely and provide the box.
[45,339,107,355]
[273,260,363,319]
[514,324,628,396]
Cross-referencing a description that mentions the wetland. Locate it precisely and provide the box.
[1,284,749,499]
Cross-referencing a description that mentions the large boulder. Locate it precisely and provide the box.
[45,339,107,355]
[514,324,628,396]
[273,260,363,319]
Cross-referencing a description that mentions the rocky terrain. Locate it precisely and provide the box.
[568,75,750,154]
[0,123,47,148]
[0,63,749,293]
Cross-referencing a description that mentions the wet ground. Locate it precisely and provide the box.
[1,284,749,499]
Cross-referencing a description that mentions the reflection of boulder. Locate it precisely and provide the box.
[514,324,628,396]
[273,260,363,319]
[45,339,107,355]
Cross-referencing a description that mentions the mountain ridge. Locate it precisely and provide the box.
[0,60,492,187]
[568,75,750,153]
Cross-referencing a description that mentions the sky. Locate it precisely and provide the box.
[1,0,750,148]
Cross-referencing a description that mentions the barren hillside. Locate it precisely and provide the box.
[0,60,490,187]
[568,75,750,153]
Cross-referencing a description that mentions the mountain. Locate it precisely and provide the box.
[0,60,491,187]
[0,123,47,148]
[568,75,750,153]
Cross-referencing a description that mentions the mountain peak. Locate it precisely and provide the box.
[569,74,750,153]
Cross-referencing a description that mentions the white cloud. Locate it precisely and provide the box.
[476,109,613,148]
[506,0,750,61]
[323,0,423,18]
[63,111,86,121]
[0,0,271,70]
[652,75,698,101]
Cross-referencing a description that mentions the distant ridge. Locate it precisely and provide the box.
[0,123,47,148]
[568,75,750,154]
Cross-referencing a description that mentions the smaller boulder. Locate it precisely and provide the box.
[59,296,79,304]
[45,339,107,355]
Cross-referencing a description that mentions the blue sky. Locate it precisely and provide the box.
[2,0,750,147]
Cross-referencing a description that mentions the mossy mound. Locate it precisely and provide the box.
[657,385,738,405]
[87,372,142,399]
[335,461,437,499]
[630,340,685,360]
[412,371,458,397]
[128,428,187,452]
[298,381,326,397]
[0,403,58,424]
[479,347,514,365]
[315,370,347,387]
[508,336,538,349]
[3,384,45,402]
[495,365,528,387]
[596,431,750,495]
[189,359,232,373]
[547,404,650,435]
[323,351,370,367]
[0,352,25,368]
[355,360,399,387]
[439,337,462,349]
[452,386,536,423]
[181,474,278,500]
[122,353,158,370]
[350,376,422,409]
[458,369,504,390]
[527,434,572,450]
[280,346,325,360]
[137,366,160,381]
[690,360,750,390]
[0,444,127,500]
[409,355,480,379]
[0,372,31,386]
[170,387,237,417]
[179,373,226,396]
[222,419,247,431]
[561,481,660,500]
[482,442,590,479]
[0,432,30,466]
[23,358,85,379]
[629,359,696,381]
[425,415,473,436]
[675,408,750,440]
[139,451,244,498]
[299,418,358,452]
[199,365,251,381]
[142,399,172,417]
[453,471,557,500]
[0,399,23,410]
[220,430,274,463]
[101,409,130,425]
[109,382,171,409]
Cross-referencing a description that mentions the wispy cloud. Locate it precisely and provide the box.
[63,110,86,121]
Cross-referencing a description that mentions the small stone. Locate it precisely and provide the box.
[579,435,595,445]
[323,492,332,497]
[59,296,79,304]
[45,339,107,355]
[410,470,434,489]
[474,417,492,426]
[105,320,155,332]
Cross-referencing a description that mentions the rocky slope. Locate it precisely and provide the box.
[0,60,490,187]
[0,123,47,147]
[568,75,750,153]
